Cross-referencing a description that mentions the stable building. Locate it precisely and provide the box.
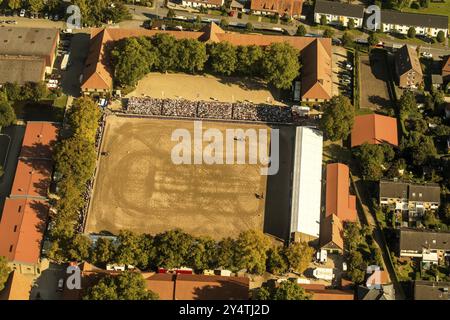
[0,27,59,84]
[250,0,303,18]
[290,127,323,242]
[351,114,398,148]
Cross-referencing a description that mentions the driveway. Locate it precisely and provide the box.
[30,261,66,300]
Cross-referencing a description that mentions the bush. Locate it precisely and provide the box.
[436,31,445,43]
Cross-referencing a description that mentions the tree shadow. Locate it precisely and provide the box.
[191,279,249,300]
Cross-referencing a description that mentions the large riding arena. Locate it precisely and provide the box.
[85,115,273,239]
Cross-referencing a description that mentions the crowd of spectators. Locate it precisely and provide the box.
[126,97,293,123]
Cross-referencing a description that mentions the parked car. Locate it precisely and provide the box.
[44,12,49,19]
[422,52,433,59]
[57,278,64,292]
[19,9,25,17]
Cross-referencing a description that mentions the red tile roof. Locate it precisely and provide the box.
[0,122,57,266]
[442,55,450,76]
[320,214,344,251]
[299,284,354,300]
[325,163,357,222]
[20,122,58,159]
[351,114,398,147]
[0,198,49,265]
[145,273,250,300]
[81,25,332,101]
[250,0,303,17]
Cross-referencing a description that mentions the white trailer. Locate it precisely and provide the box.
[61,54,70,70]
[313,267,334,281]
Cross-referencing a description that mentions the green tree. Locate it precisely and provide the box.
[8,0,21,10]
[92,237,116,266]
[220,18,229,29]
[115,230,146,266]
[153,229,194,269]
[186,236,217,271]
[407,27,416,38]
[0,100,16,128]
[347,19,355,30]
[266,247,288,275]
[234,230,270,274]
[28,0,45,13]
[111,37,157,87]
[152,34,179,72]
[353,143,394,181]
[236,45,264,76]
[320,95,355,141]
[84,271,158,300]
[323,28,334,38]
[217,237,237,270]
[0,256,11,292]
[245,22,254,32]
[401,131,436,167]
[207,42,237,75]
[342,32,354,47]
[398,90,416,119]
[166,8,176,18]
[296,25,307,36]
[257,280,311,300]
[436,31,445,43]
[320,15,327,25]
[367,32,379,46]
[176,39,207,74]
[284,242,314,274]
[68,97,101,143]
[261,42,300,89]
[68,234,92,262]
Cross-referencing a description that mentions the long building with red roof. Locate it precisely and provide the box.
[81,23,332,102]
[0,122,58,275]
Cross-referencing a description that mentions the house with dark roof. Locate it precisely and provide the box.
[0,122,58,275]
[414,280,450,300]
[314,0,365,28]
[81,24,333,102]
[250,0,303,18]
[399,228,450,264]
[357,284,395,300]
[0,27,59,85]
[380,10,448,38]
[394,45,423,89]
[379,180,440,226]
[181,0,224,9]
[351,114,398,148]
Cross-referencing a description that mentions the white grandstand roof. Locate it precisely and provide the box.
[290,127,323,238]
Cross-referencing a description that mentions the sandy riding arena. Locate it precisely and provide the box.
[86,116,270,239]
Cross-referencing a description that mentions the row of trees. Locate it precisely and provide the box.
[47,97,101,257]
[0,0,131,26]
[110,34,300,90]
[52,229,314,276]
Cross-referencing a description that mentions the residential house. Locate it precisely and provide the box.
[250,0,303,18]
[399,228,450,265]
[314,0,365,28]
[357,284,395,300]
[181,0,224,9]
[379,180,440,226]
[325,163,357,222]
[290,127,323,242]
[351,114,398,148]
[319,214,344,253]
[394,45,423,89]
[380,10,448,38]
[0,122,58,275]
[442,55,450,83]
[0,27,59,84]
[414,280,450,300]
[81,24,333,102]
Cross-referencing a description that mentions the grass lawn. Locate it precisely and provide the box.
[402,1,450,30]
